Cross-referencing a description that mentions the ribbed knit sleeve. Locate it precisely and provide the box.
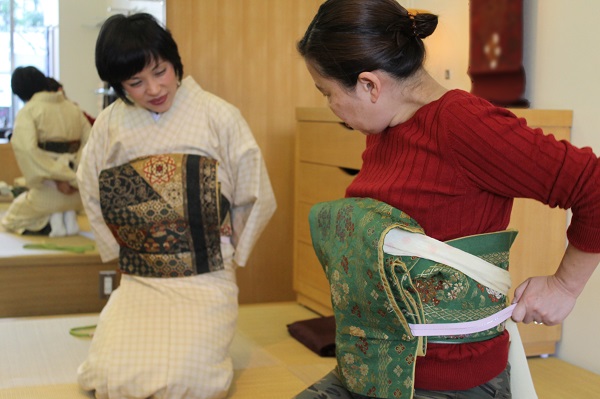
[442,92,600,252]
[346,90,600,252]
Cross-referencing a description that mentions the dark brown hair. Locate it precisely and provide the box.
[297,0,438,88]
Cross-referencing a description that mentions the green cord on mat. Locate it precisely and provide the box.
[70,325,96,338]
[23,243,95,254]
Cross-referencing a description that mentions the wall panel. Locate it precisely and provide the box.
[167,0,326,303]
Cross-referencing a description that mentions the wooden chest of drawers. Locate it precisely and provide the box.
[293,106,572,356]
[0,141,22,186]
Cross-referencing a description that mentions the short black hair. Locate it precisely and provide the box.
[95,12,183,104]
[11,66,48,102]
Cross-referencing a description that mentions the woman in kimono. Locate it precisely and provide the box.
[295,0,600,398]
[76,13,276,399]
[1,66,91,237]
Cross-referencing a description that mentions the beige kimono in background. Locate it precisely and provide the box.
[1,91,91,233]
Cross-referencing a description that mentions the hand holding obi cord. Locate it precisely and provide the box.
[294,0,600,398]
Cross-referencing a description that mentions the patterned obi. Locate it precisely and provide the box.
[309,198,516,399]
[99,153,231,278]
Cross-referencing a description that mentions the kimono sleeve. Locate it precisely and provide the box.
[76,115,120,262]
[221,108,276,267]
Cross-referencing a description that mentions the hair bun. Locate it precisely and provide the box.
[412,12,438,39]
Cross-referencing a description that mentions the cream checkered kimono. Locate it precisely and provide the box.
[76,77,276,399]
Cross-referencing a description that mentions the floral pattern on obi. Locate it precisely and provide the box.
[408,230,516,343]
[99,154,231,278]
[308,198,516,399]
[310,198,425,399]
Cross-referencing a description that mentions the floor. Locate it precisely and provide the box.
[0,302,599,398]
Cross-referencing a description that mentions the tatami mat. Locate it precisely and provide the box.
[0,302,335,399]
[3,294,599,399]
[0,203,97,258]
[0,314,98,389]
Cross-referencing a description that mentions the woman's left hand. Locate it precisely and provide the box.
[511,275,576,325]
[511,244,600,325]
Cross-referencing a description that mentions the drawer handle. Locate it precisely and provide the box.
[338,122,354,130]
[339,167,360,176]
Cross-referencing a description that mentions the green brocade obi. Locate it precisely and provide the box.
[309,198,516,399]
[99,153,230,278]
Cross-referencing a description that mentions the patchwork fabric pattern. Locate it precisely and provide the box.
[99,154,230,277]
[309,198,516,399]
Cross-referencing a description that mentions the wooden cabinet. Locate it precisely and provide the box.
[293,108,365,316]
[0,140,119,317]
[0,209,119,317]
[0,141,22,186]
[293,106,572,356]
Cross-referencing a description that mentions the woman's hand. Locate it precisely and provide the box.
[511,275,576,325]
[55,180,78,195]
[512,244,600,325]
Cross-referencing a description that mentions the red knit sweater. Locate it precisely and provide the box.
[346,90,600,390]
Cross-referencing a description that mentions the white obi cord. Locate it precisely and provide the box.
[383,228,538,399]
[384,228,512,336]
[383,228,511,294]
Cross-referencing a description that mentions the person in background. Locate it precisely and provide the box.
[46,77,96,126]
[295,0,600,398]
[1,66,91,237]
[76,13,276,399]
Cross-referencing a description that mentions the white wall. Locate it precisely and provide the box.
[410,0,471,91]
[412,0,600,374]
[58,0,167,118]
[58,0,105,118]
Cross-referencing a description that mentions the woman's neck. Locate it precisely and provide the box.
[389,69,448,126]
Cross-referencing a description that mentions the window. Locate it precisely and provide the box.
[0,0,58,138]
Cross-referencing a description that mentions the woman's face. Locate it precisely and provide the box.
[122,58,179,113]
[306,60,386,135]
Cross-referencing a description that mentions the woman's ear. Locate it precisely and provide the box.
[357,71,381,103]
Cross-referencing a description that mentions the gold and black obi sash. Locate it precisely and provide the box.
[309,197,516,399]
[99,154,231,278]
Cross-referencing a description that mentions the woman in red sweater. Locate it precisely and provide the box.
[296,0,600,397]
